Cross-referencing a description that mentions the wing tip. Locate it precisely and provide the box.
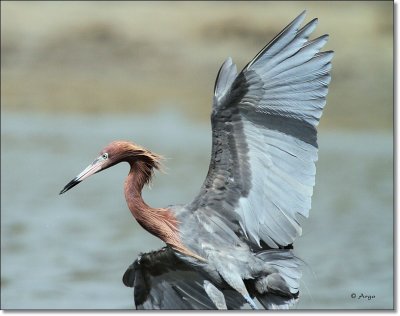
[245,10,314,71]
[292,10,307,29]
[321,50,335,60]
[214,57,238,101]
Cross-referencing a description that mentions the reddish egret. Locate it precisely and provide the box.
[60,11,333,309]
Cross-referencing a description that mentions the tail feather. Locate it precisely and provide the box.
[253,249,303,309]
[257,293,298,310]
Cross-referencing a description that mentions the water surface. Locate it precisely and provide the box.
[1,111,393,309]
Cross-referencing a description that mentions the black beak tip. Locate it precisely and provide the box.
[59,178,80,195]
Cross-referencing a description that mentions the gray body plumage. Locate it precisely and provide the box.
[124,11,333,309]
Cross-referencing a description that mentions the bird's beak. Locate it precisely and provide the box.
[59,158,104,195]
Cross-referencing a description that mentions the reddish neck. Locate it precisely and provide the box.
[123,159,206,262]
[124,160,178,243]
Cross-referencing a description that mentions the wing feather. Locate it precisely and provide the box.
[187,11,333,248]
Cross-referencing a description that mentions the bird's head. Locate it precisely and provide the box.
[60,140,162,194]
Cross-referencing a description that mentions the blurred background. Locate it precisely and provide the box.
[1,1,393,309]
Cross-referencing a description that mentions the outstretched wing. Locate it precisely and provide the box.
[188,11,333,248]
[123,247,246,309]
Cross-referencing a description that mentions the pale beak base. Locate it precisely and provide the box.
[59,160,103,194]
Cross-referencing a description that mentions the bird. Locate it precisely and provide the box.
[60,10,333,309]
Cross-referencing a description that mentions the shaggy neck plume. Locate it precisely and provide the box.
[122,153,190,256]
[122,150,205,261]
[124,158,177,239]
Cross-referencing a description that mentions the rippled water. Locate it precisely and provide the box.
[1,111,393,309]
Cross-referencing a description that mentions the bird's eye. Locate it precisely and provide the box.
[102,153,108,159]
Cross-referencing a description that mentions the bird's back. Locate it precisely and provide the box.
[167,204,302,307]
